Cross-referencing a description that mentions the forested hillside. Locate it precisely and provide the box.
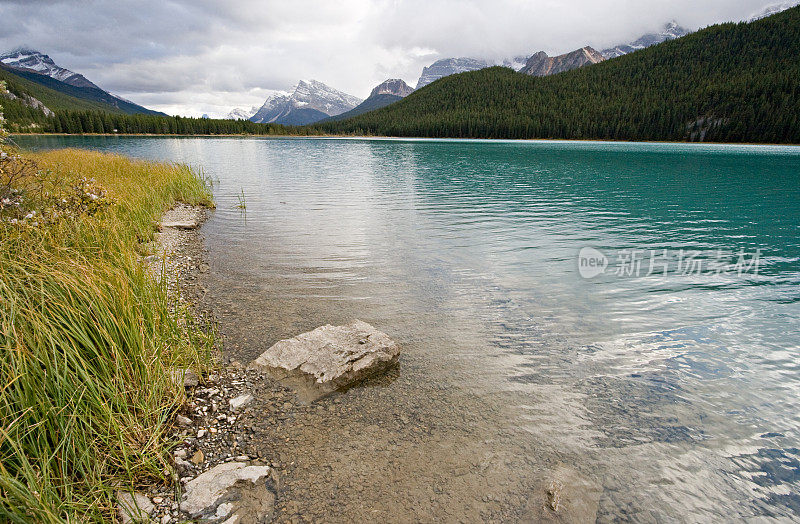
[318,6,800,143]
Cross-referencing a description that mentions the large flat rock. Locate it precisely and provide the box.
[159,204,205,231]
[248,320,400,401]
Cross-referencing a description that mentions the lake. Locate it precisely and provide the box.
[16,135,800,521]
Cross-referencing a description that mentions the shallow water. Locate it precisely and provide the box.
[17,135,800,520]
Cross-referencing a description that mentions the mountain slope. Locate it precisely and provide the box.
[318,7,800,144]
[0,49,162,115]
[519,46,605,76]
[0,67,125,112]
[250,80,361,125]
[324,79,414,122]
[601,22,690,59]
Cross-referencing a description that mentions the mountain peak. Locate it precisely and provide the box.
[250,80,361,125]
[370,79,414,98]
[0,47,100,89]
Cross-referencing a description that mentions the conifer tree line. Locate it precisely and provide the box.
[37,110,316,136]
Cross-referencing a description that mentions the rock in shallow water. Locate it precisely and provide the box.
[248,320,400,401]
[180,462,273,521]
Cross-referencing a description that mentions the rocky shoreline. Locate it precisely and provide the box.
[125,204,594,523]
[128,205,406,523]
[124,206,283,523]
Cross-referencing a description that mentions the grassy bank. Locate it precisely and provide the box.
[0,147,215,522]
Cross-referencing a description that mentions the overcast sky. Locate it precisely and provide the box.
[0,0,788,117]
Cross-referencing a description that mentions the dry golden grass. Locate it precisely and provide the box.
[0,148,214,522]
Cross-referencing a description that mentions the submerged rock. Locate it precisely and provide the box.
[180,462,273,522]
[522,465,601,522]
[229,393,253,412]
[248,320,400,401]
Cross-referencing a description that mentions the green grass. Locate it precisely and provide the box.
[0,148,215,522]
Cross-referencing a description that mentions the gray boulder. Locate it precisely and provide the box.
[248,320,400,401]
[180,462,273,522]
[117,492,154,524]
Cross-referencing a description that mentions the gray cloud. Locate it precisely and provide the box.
[0,0,782,117]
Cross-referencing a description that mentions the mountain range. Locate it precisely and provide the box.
[238,20,696,126]
[519,46,606,76]
[405,20,689,90]
[319,5,800,144]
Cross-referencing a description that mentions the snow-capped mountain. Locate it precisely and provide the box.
[226,106,259,120]
[601,22,690,59]
[748,1,800,21]
[0,47,100,89]
[415,56,531,88]
[520,47,605,76]
[250,80,362,125]
[250,92,291,123]
[293,79,362,115]
[415,58,490,89]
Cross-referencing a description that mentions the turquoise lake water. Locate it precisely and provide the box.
[16,135,800,520]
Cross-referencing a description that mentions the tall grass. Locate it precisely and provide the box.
[0,149,215,522]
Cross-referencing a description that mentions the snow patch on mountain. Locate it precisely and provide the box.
[415,58,491,89]
[226,106,259,120]
[748,1,800,21]
[502,56,529,72]
[601,21,690,59]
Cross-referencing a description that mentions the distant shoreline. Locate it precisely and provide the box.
[11,132,800,147]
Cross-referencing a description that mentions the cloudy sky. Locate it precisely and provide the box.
[0,0,787,117]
